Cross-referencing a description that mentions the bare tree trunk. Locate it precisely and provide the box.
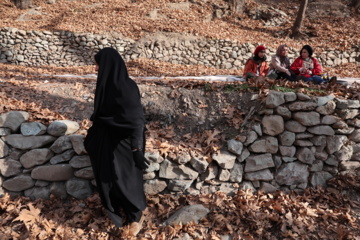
[10,0,32,9]
[229,0,245,15]
[350,0,360,13]
[290,0,308,39]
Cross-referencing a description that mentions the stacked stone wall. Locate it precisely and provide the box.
[0,92,359,199]
[1,27,359,69]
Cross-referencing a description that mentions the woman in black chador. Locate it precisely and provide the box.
[84,47,149,236]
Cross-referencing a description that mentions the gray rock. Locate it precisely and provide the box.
[163,204,210,226]
[0,111,29,132]
[275,106,291,119]
[50,149,75,164]
[288,102,317,111]
[20,122,47,136]
[350,129,360,143]
[310,171,333,187]
[0,158,22,177]
[0,128,11,136]
[20,148,54,168]
[74,167,94,179]
[332,121,348,129]
[24,186,51,200]
[259,182,277,193]
[31,164,74,181]
[321,115,340,125]
[201,162,218,181]
[310,136,327,147]
[3,134,56,150]
[69,155,91,168]
[335,98,360,109]
[262,115,284,136]
[316,101,336,115]
[279,131,296,146]
[282,157,297,163]
[326,135,347,154]
[159,159,199,180]
[244,131,258,146]
[265,91,285,108]
[227,163,243,183]
[218,169,230,181]
[274,156,282,168]
[143,172,156,180]
[245,153,274,172]
[353,143,360,153]
[284,121,306,133]
[294,140,313,147]
[239,181,256,192]
[296,93,311,101]
[352,152,360,161]
[66,178,92,199]
[145,151,163,163]
[335,127,354,135]
[325,155,339,166]
[284,92,297,102]
[317,95,335,106]
[144,179,167,194]
[275,162,309,185]
[47,120,80,136]
[237,148,250,162]
[295,133,314,139]
[190,156,209,173]
[307,126,335,135]
[244,169,274,181]
[335,145,353,161]
[35,180,49,187]
[279,146,296,157]
[296,148,315,165]
[50,136,73,154]
[168,180,193,192]
[335,109,359,119]
[293,112,320,126]
[347,119,360,128]
[2,174,35,191]
[175,152,192,165]
[212,150,236,169]
[309,160,323,172]
[69,135,87,155]
[0,139,9,158]
[252,123,262,136]
[248,137,278,154]
[145,161,160,173]
[339,161,360,171]
[50,182,68,199]
[227,139,243,155]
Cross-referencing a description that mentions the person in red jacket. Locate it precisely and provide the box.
[290,45,326,84]
[243,45,269,79]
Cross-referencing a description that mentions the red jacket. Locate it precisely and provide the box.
[290,57,322,78]
[243,58,269,77]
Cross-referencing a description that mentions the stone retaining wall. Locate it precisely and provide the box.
[0,27,359,69]
[0,92,359,199]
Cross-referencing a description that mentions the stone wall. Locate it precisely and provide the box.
[0,27,359,69]
[0,92,359,199]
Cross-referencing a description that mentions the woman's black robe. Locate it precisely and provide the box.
[84,48,146,228]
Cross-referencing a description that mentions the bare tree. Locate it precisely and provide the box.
[10,0,32,9]
[350,0,360,13]
[229,0,245,15]
[290,0,308,39]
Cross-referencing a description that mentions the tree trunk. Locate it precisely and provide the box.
[229,0,245,15]
[10,0,32,9]
[290,0,308,39]
[350,0,360,13]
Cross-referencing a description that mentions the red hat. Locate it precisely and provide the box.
[254,45,266,55]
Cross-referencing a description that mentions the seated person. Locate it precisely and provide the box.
[243,45,269,80]
[290,45,326,84]
[269,44,297,81]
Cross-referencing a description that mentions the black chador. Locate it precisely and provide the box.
[84,47,148,228]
